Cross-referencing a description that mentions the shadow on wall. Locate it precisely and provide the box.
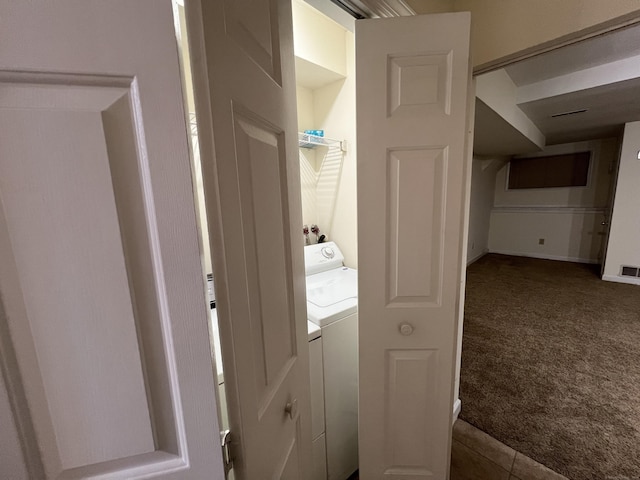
[568,212,608,263]
[316,146,344,235]
[299,144,345,241]
[300,147,318,227]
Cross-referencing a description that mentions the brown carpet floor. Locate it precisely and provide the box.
[459,254,640,480]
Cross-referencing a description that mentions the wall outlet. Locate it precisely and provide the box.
[538,238,545,245]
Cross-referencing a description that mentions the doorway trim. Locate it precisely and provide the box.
[473,10,640,75]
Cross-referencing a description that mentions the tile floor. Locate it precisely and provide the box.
[346,420,568,480]
[451,420,569,480]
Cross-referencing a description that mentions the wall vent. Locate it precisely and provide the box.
[620,265,640,277]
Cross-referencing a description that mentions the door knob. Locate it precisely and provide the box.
[285,399,298,420]
[399,322,414,336]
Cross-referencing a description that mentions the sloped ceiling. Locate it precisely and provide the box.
[474,99,542,156]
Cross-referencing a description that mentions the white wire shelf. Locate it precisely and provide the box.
[298,132,342,149]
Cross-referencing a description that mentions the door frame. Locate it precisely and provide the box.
[181,2,640,477]
[473,10,640,75]
[472,11,640,280]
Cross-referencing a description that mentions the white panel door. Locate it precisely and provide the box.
[185,0,313,478]
[356,14,472,479]
[0,1,225,479]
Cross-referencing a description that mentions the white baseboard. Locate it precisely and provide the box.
[602,274,640,286]
[489,249,598,264]
[467,249,488,266]
[452,398,461,424]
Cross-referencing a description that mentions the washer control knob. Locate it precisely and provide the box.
[321,247,335,259]
[399,323,414,336]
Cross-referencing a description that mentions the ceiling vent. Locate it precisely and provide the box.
[550,109,588,118]
[620,265,640,277]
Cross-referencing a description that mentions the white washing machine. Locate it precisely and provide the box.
[305,242,358,480]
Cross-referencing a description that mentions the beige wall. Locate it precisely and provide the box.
[296,85,316,132]
[294,2,357,267]
[489,210,607,263]
[297,86,320,231]
[177,5,195,113]
[293,0,347,76]
[603,122,640,284]
[176,4,212,274]
[488,138,618,263]
[466,156,503,264]
[407,0,640,67]
[313,33,357,268]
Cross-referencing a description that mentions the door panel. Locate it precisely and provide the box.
[223,0,283,83]
[1,107,155,469]
[186,0,312,478]
[356,13,472,479]
[388,53,452,116]
[233,113,295,398]
[388,148,446,305]
[0,2,224,478]
[384,349,439,473]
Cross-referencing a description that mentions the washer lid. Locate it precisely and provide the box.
[306,267,358,327]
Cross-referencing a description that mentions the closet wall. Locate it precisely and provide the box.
[293,0,357,267]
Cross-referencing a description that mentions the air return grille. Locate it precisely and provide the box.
[620,265,640,277]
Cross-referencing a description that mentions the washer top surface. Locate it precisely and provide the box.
[306,266,357,327]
